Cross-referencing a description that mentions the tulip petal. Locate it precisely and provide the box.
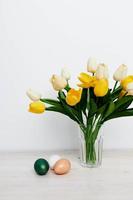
[78,73,93,84]
[94,79,109,97]
[113,64,127,81]
[50,74,67,91]
[87,57,97,73]
[29,101,45,114]
[121,75,133,90]
[66,88,82,106]
[78,73,98,88]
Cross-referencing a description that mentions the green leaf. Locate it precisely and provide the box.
[41,96,80,123]
[114,95,133,111]
[88,98,97,116]
[97,104,107,115]
[87,90,111,119]
[64,84,71,92]
[111,86,122,100]
[116,100,132,112]
[40,98,61,107]
[46,106,67,114]
[58,91,66,100]
[76,88,88,118]
[78,88,87,113]
[103,101,115,119]
[89,88,97,103]
[96,89,111,108]
[102,96,133,122]
[58,91,83,124]
[46,106,78,122]
[104,108,133,121]
[46,107,77,122]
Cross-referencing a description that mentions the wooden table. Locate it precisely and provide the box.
[0,150,133,200]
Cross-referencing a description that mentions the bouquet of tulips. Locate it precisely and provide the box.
[26,58,133,167]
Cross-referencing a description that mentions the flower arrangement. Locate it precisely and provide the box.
[26,58,133,167]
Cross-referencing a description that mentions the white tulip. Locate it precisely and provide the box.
[50,74,67,91]
[113,64,127,81]
[61,67,71,80]
[26,89,42,101]
[95,63,109,79]
[87,57,97,73]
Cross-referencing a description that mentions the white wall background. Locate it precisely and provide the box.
[0,0,133,151]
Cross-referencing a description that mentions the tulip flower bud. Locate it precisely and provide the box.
[87,57,97,73]
[26,89,42,101]
[29,101,45,114]
[95,63,109,80]
[94,79,109,97]
[50,74,67,91]
[66,88,82,106]
[113,64,127,81]
[61,67,71,80]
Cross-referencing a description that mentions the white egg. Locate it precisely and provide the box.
[49,155,61,169]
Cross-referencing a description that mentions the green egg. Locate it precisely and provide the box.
[34,158,49,175]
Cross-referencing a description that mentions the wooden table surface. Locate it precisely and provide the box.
[0,150,133,200]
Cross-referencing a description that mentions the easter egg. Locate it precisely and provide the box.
[34,158,49,175]
[49,155,61,169]
[54,159,71,175]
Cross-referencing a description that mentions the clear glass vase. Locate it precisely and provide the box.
[78,123,103,168]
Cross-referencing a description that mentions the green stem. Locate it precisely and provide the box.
[82,116,102,165]
[112,81,118,92]
[86,141,96,164]
[65,84,71,91]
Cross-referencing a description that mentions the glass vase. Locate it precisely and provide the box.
[78,122,103,168]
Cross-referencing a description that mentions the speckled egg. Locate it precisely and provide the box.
[54,159,71,175]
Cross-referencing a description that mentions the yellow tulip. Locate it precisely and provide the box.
[78,73,98,88]
[29,101,45,114]
[121,75,133,90]
[94,79,109,97]
[50,74,67,91]
[78,72,108,97]
[66,88,82,106]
